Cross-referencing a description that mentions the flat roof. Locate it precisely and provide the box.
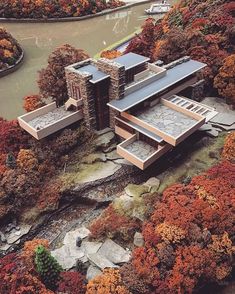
[108,60,206,112]
[76,64,109,84]
[113,52,150,70]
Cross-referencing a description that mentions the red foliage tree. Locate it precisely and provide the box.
[38,44,89,106]
[57,271,86,294]
[89,204,140,241]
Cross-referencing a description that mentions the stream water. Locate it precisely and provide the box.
[0,2,174,120]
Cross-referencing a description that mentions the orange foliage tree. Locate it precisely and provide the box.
[131,159,235,293]
[222,131,235,162]
[100,50,122,59]
[17,149,39,171]
[21,238,49,270]
[23,94,46,112]
[214,54,235,104]
[86,268,130,294]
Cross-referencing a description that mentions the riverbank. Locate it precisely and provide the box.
[0,0,151,23]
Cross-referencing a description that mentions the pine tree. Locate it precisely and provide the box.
[35,245,62,290]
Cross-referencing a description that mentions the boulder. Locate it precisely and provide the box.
[63,227,90,246]
[198,123,213,132]
[95,131,115,149]
[81,153,106,164]
[0,231,6,243]
[75,161,121,184]
[103,143,117,153]
[210,113,235,126]
[144,177,160,192]
[86,265,102,281]
[114,194,134,212]
[134,232,144,247]
[205,129,219,138]
[125,184,149,197]
[87,252,118,270]
[81,241,102,255]
[7,224,31,244]
[113,159,133,166]
[51,245,84,270]
[106,150,122,161]
[98,239,131,264]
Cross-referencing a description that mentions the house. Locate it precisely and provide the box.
[18,53,218,169]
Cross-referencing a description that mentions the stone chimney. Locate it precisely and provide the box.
[65,60,97,130]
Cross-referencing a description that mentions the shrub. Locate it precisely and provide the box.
[57,271,86,294]
[17,149,39,171]
[89,204,140,241]
[130,160,235,293]
[126,0,234,95]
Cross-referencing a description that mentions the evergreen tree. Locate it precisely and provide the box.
[35,245,62,290]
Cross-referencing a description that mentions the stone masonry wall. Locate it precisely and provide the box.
[96,58,125,128]
[96,58,125,101]
[65,61,97,130]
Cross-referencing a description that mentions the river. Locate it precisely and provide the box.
[0,2,175,120]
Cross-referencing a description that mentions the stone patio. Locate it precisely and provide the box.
[136,103,197,138]
[28,107,73,130]
[125,140,157,160]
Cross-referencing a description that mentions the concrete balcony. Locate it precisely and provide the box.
[117,134,171,170]
[18,102,83,140]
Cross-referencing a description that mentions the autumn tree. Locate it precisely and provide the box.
[23,94,45,112]
[86,268,130,294]
[100,50,122,59]
[214,54,235,104]
[125,18,156,61]
[222,131,235,162]
[38,44,89,106]
[17,149,39,171]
